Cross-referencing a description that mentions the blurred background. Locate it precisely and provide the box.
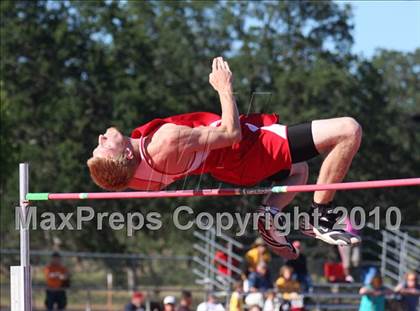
[1,1,419,310]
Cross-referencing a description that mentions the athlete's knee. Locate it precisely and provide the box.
[341,117,362,143]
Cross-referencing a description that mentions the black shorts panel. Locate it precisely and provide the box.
[287,122,319,163]
[266,122,319,182]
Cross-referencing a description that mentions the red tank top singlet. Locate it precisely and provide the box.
[129,112,291,188]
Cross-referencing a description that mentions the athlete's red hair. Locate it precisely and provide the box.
[87,155,138,191]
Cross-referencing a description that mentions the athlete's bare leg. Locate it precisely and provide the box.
[261,117,362,209]
[257,117,362,257]
[257,162,308,260]
[262,162,309,208]
[312,117,362,204]
[300,117,362,246]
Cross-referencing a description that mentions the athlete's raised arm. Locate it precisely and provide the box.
[209,56,241,143]
[153,57,242,154]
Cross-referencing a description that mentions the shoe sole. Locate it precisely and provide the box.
[301,225,362,246]
[257,209,298,260]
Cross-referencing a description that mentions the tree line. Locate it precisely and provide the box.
[1,1,419,262]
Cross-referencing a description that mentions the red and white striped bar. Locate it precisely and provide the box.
[26,177,420,201]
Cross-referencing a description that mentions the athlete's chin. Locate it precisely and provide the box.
[107,127,126,145]
[107,126,122,136]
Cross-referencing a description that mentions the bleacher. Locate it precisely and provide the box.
[193,226,420,311]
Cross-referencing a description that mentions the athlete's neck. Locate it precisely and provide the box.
[128,137,141,160]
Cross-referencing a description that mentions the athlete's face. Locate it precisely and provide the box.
[92,127,126,159]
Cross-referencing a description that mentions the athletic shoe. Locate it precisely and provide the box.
[300,202,361,246]
[256,206,298,260]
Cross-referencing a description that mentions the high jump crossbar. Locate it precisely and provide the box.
[26,177,420,201]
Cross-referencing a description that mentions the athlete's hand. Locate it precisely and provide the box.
[209,57,233,93]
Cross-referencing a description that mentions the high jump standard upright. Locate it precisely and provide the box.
[10,163,32,311]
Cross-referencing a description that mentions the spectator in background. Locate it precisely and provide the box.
[359,275,392,311]
[263,290,276,311]
[338,217,361,283]
[395,271,420,311]
[248,262,272,293]
[214,243,239,277]
[276,266,304,311]
[125,292,146,311]
[286,241,312,292]
[239,258,251,293]
[163,296,176,311]
[196,293,225,311]
[245,293,264,310]
[245,238,271,272]
[240,271,250,293]
[44,252,69,311]
[229,281,244,311]
[275,265,301,301]
[177,290,193,311]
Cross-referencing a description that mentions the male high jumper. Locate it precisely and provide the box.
[87,57,362,259]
